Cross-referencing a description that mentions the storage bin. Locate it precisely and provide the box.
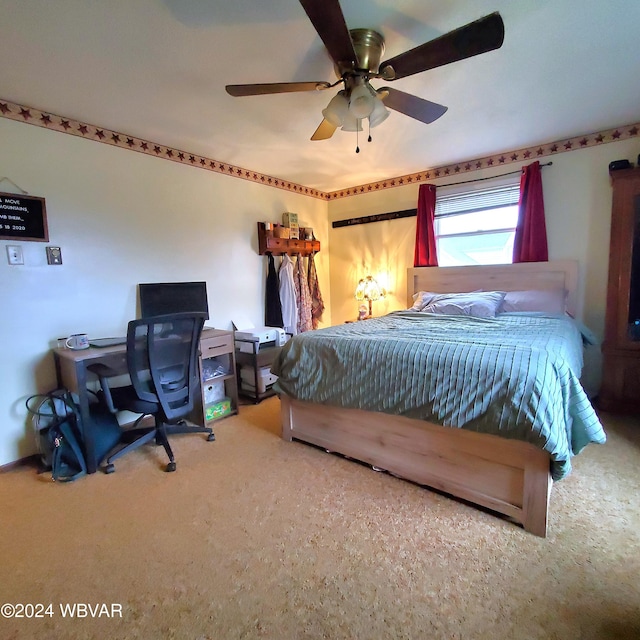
[273,225,290,238]
[204,380,225,404]
[282,212,298,226]
[202,357,230,380]
[205,397,231,421]
[282,212,299,239]
[240,365,278,394]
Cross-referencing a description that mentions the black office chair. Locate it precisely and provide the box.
[90,312,211,473]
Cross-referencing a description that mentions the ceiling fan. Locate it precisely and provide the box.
[225,0,504,148]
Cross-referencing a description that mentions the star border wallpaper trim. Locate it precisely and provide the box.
[1,99,638,201]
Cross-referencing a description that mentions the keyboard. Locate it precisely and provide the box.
[89,337,127,348]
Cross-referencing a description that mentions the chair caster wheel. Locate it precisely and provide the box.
[104,463,115,474]
[207,433,215,442]
[165,461,176,472]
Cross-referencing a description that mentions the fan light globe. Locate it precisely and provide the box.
[369,96,390,128]
[349,83,376,118]
[322,91,349,127]
[341,112,363,132]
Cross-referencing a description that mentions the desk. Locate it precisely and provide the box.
[53,328,237,473]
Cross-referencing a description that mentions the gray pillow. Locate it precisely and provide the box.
[500,289,566,314]
[421,291,506,318]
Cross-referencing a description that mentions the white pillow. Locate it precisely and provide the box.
[421,291,506,318]
[500,289,566,314]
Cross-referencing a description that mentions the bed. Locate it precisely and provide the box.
[272,260,606,536]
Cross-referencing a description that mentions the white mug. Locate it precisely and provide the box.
[65,333,89,350]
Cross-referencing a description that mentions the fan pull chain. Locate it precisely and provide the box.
[355,127,360,153]
[368,119,372,143]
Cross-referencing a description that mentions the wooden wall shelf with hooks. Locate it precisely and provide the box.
[257,222,320,256]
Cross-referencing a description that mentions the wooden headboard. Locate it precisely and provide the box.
[407,260,578,317]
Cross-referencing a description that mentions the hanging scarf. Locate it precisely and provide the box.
[307,252,324,329]
[294,254,313,333]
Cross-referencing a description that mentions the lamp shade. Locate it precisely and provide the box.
[322,91,349,127]
[341,111,363,132]
[354,275,383,301]
[355,275,384,318]
[364,276,382,301]
[369,96,390,128]
[348,83,376,119]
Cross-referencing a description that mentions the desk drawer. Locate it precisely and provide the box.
[201,334,233,358]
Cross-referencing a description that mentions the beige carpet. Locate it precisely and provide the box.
[1,397,639,640]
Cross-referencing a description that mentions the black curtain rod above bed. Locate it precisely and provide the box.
[437,161,553,188]
[332,162,552,229]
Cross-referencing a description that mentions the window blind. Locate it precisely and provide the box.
[436,183,520,218]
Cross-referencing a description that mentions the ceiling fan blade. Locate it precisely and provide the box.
[380,87,448,124]
[379,12,504,80]
[311,119,338,141]
[299,0,358,68]
[226,82,330,97]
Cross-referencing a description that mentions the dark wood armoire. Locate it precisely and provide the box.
[600,167,640,413]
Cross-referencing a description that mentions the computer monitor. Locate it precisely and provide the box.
[138,281,209,319]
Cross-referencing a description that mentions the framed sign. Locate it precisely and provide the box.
[0,192,48,241]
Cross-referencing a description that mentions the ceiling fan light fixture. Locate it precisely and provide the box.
[368,96,390,128]
[226,9,505,144]
[340,112,363,132]
[322,91,349,127]
[348,82,376,119]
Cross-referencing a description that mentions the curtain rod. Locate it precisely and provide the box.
[437,161,553,188]
[332,162,553,229]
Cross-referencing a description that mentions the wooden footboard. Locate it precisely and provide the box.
[280,394,552,537]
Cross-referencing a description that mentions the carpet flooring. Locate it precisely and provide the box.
[0,397,639,639]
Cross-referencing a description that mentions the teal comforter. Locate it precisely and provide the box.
[272,311,606,480]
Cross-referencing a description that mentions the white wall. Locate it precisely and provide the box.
[327,138,640,394]
[0,118,330,465]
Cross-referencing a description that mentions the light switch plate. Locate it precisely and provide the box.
[46,246,62,265]
[6,245,23,265]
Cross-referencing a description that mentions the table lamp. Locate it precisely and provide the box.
[355,275,384,318]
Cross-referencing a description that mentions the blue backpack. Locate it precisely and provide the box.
[26,389,120,481]
[27,390,87,482]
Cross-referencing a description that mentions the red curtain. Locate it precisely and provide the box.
[414,183,438,267]
[513,161,548,262]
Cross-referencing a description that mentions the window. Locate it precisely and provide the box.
[435,182,520,266]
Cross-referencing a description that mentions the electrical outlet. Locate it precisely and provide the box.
[46,246,62,265]
[6,245,24,265]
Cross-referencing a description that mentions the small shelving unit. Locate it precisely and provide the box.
[257,222,320,256]
[235,338,282,403]
[198,329,239,426]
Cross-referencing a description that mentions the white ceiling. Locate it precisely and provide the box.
[1,0,640,193]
